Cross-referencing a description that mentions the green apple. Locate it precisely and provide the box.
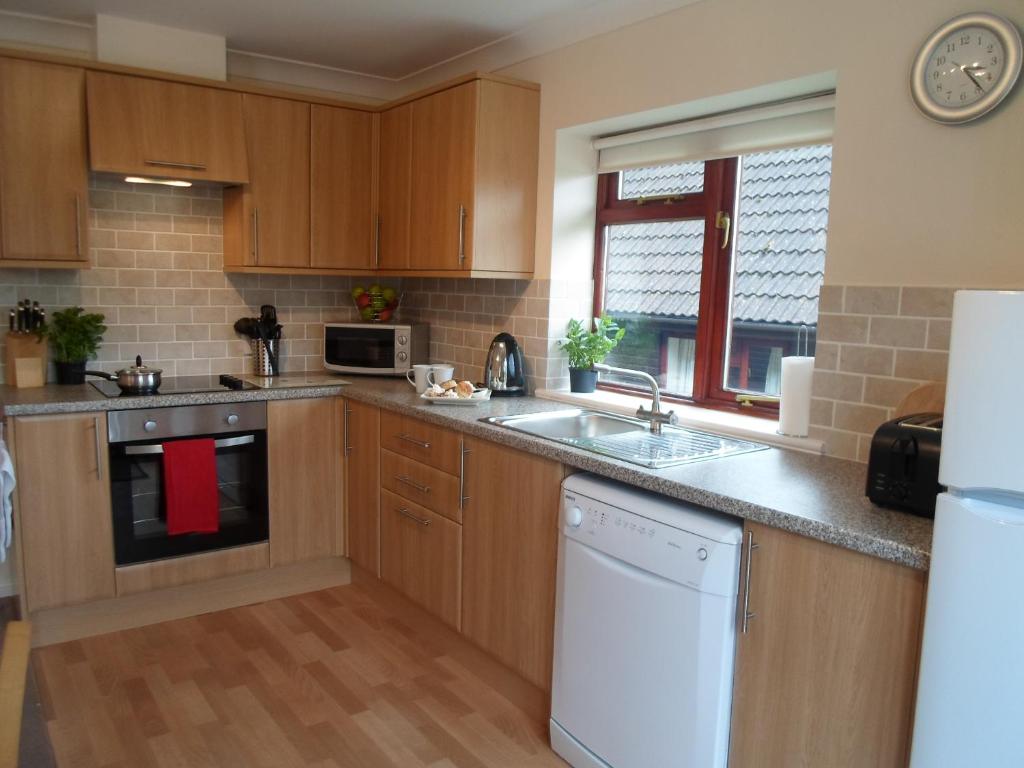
[351,285,365,299]
[382,287,397,302]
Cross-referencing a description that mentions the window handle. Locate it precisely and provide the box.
[715,211,731,250]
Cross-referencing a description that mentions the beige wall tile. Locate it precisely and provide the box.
[839,345,894,376]
[817,313,869,343]
[900,287,955,317]
[926,319,952,350]
[811,371,864,402]
[844,286,899,315]
[809,426,859,460]
[863,376,920,408]
[894,349,949,381]
[868,316,927,348]
[817,285,843,313]
[813,342,839,371]
[810,397,834,427]
[833,402,890,434]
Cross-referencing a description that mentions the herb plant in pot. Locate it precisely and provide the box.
[559,315,626,393]
[37,307,107,385]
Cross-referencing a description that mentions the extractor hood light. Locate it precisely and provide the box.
[124,176,193,187]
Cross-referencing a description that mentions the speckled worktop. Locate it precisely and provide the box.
[0,376,933,570]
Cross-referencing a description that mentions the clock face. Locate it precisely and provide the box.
[926,26,1006,107]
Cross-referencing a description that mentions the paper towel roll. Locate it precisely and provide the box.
[779,356,814,437]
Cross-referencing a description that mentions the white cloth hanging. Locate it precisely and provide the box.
[0,431,15,563]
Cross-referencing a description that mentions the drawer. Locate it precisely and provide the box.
[380,489,462,629]
[380,410,462,475]
[380,449,463,523]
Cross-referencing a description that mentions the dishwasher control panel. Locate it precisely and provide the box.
[562,477,742,597]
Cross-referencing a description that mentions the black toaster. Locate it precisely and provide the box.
[865,413,944,518]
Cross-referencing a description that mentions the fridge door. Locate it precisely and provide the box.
[910,492,1024,767]
[940,290,1024,493]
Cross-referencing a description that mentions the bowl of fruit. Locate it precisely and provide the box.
[351,284,400,322]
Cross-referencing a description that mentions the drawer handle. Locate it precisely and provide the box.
[397,507,431,527]
[395,475,430,494]
[741,530,759,634]
[144,159,207,171]
[397,433,431,450]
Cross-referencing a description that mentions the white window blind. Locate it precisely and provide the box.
[594,93,835,173]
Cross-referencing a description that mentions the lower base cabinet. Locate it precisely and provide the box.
[380,489,462,628]
[461,436,563,690]
[343,399,380,573]
[728,521,926,768]
[267,398,338,566]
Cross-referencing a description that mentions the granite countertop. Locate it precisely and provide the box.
[0,376,933,570]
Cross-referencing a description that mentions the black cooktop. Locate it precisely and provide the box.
[89,374,260,398]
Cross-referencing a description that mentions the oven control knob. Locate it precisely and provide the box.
[397,351,409,362]
[398,335,408,345]
[564,505,584,529]
[143,420,157,433]
[226,413,239,426]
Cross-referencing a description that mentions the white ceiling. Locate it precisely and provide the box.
[0,0,619,80]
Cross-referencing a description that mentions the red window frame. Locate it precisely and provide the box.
[592,158,779,417]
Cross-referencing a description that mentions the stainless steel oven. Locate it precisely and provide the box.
[323,322,429,375]
[107,401,269,566]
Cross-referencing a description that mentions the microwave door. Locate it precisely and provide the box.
[325,327,396,371]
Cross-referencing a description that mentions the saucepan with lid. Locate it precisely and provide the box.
[86,355,163,394]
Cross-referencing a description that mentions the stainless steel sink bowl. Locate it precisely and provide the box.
[482,409,646,440]
[482,409,769,468]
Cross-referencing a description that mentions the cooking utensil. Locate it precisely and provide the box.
[86,355,163,394]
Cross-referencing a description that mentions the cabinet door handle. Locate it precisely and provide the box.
[394,475,429,494]
[251,208,260,264]
[74,195,82,257]
[741,530,759,634]
[92,415,103,480]
[343,404,352,456]
[374,215,381,267]
[144,159,207,171]
[397,507,430,526]
[459,439,470,510]
[397,433,430,450]
[457,204,467,266]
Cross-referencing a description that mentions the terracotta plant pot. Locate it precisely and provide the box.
[55,360,86,385]
[569,367,598,393]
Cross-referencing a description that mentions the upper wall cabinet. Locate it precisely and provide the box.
[383,78,539,277]
[0,58,89,267]
[223,95,311,269]
[376,102,412,270]
[311,105,376,270]
[86,71,249,184]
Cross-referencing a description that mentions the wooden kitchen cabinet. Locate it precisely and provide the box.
[461,436,563,689]
[379,410,462,475]
[85,71,249,183]
[11,414,115,612]
[729,522,925,768]
[267,398,337,566]
[376,102,412,269]
[223,95,310,269]
[0,58,89,266]
[380,488,462,629]
[311,105,377,270]
[343,398,380,574]
[382,77,540,276]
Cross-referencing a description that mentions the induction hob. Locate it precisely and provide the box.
[89,374,260,398]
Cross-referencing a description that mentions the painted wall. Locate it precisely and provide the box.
[497,0,1024,289]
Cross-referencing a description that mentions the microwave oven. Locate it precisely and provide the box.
[323,323,429,376]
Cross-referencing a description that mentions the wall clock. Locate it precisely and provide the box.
[910,12,1022,123]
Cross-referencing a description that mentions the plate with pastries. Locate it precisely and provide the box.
[420,379,492,405]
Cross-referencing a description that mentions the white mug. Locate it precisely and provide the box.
[406,364,433,393]
[427,364,455,386]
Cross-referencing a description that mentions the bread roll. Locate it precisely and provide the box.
[440,379,458,391]
[456,380,474,398]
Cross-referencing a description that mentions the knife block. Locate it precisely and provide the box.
[5,332,47,388]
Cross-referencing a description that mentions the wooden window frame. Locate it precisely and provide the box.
[593,158,780,417]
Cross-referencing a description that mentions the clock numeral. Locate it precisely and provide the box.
[935,83,943,93]
[946,42,956,53]
[936,55,947,66]
[991,56,999,65]
[987,44,994,53]
[960,92,967,101]
[960,35,971,46]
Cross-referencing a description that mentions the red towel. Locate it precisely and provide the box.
[163,438,220,535]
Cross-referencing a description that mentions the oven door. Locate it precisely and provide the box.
[324,325,398,373]
[109,431,269,566]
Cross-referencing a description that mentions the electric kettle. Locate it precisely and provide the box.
[483,332,526,396]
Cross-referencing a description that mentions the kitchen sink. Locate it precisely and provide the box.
[482,409,768,468]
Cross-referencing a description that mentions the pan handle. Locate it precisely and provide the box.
[84,370,117,381]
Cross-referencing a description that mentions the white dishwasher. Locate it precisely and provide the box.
[551,473,743,768]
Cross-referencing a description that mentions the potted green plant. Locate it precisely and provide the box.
[558,315,626,393]
[36,307,107,385]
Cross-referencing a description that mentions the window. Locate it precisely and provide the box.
[593,144,832,412]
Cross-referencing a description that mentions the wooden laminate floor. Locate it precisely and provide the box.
[32,582,567,768]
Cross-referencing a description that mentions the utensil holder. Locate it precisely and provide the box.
[252,339,278,377]
[5,332,47,388]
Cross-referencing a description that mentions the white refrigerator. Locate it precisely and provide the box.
[911,290,1024,767]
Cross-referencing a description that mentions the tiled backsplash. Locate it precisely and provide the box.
[811,285,955,461]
